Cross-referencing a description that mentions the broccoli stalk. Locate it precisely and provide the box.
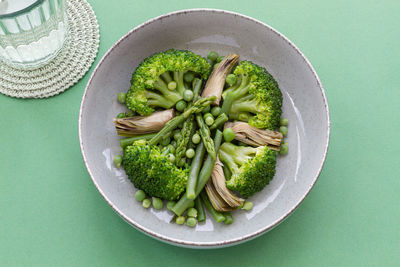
[145,78,182,109]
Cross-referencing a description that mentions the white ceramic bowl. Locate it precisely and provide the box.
[79,9,330,248]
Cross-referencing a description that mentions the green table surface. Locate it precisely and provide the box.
[1,0,399,266]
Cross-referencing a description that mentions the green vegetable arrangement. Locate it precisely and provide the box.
[113,49,289,227]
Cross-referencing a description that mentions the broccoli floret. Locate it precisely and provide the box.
[222,61,282,130]
[122,140,188,200]
[219,142,277,198]
[126,49,211,115]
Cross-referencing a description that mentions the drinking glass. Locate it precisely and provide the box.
[0,0,68,69]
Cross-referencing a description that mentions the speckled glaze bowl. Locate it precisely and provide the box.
[79,9,330,248]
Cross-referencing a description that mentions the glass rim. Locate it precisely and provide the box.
[0,0,45,19]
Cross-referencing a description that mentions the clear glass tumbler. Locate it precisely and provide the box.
[0,0,68,69]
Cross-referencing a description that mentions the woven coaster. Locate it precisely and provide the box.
[0,0,100,98]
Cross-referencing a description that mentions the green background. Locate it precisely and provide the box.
[1,0,399,266]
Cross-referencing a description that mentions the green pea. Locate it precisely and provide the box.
[187,208,198,218]
[167,144,176,154]
[167,153,176,163]
[279,126,288,136]
[113,155,122,168]
[175,100,187,112]
[183,90,194,102]
[142,199,151,208]
[116,112,126,118]
[280,143,288,155]
[152,197,164,210]
[168,81,177,90]
[280,118,289,126]
[185,148,195,159]
[183,72,195,83]
[203,112,213,120]
[167,201,176,211]
[241,201,253,211]
[177,157,186,167]
[205,116,214,126]
[186,217,197,227]
[117,92,126,103]
[211,106,221,117]
[174,132,182,141]
[223,128,235,142]
[201,105,211,114]
[192,133,201,144]
[206,58,214,65]
[217,56,224,63]
[225,74,237,86]
[176,216,185,225]
[207,51,219,62]
[135,190,146,202]
[160,136,171,146]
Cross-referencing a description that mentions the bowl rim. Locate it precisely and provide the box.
[79,8,331,248]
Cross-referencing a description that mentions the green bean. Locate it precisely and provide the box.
[195,197,206,222]
[172,130,223,216]
[186,142,206,199]
[209,113,228,130]
[201,191,225,223]
[167,201,176,211]
[120,133,157,148]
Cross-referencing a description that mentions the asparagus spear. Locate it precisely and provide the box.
[149,95,216,145]
[175,115,194,163]
[196,114,216,159]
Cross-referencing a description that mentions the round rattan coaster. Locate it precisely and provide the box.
[0,0,100,98]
